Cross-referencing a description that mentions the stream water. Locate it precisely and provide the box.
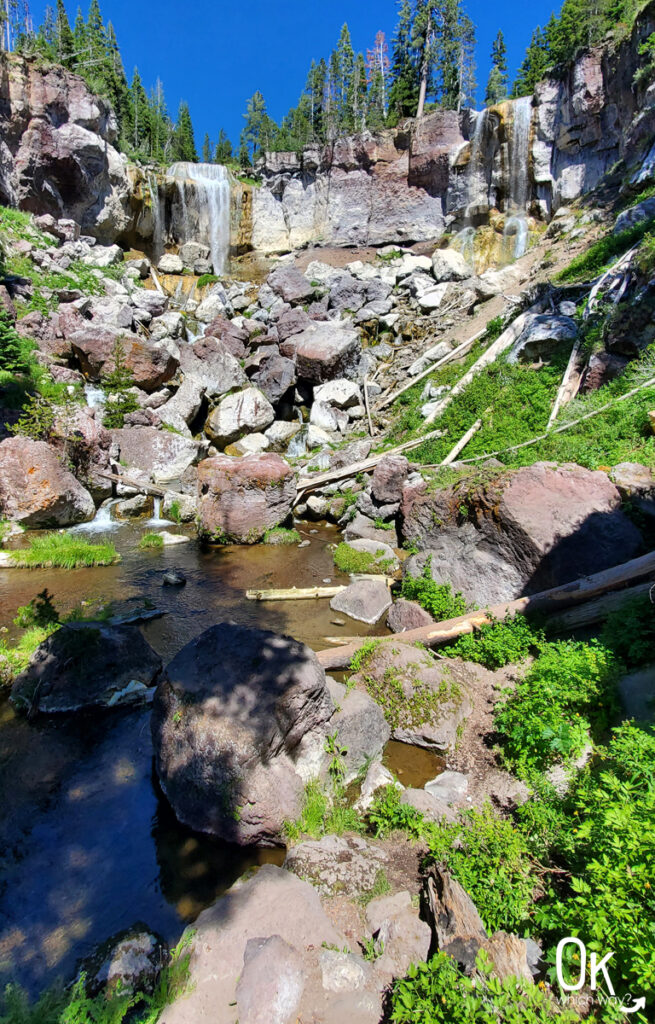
[0,520,433,993]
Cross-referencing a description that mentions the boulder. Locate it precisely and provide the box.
[614,196,655,234]
[197,453,296,543]
[366,892,432,980]
[275,307,312,341]
[149,311,186,342]
[111,426,203,484]
[354,761,401,812]
[402,462,643,606]
[280,322,362,383]
[157,253,183,274]
[133,290,168,318]
[508,314,578,362]
[158,377,205,435]
[265,420,302,452]
[340,538,399,572]
[425,770,468,805]
[11,622,162,713]
[162,491,197,523]
[225,433,270,457]
[330,580,393,625]
[179,241,210,267]
[196,284,232,322]
[0,437,95,527]
[348,645,471,752]
[82,243,123,268]
[236,936,305,1024]
[179,336,246,399]
[309,401,339,432]
[327,681,391,782]
[344,514,399,547]
[204,316,249,359]
[70,328,179,391]
[251,354,297,404]
[95,932,163,996]
[371,455,410,504]
[387,599,434,633]
[431,248,470,282]
[114,494,153,519]
[158,865,346,1024]
[267,266,315,305]
[205,388,275,448]
[400,788,457,823]
[151,623,334,844]
[314,379,362,409]
[284,835,388,899]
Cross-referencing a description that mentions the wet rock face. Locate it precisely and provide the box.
[402,462,643,606]
[11,623,162,713]
[0,53,131,241]
[151,623,334,845]
[0,436,95,527]
[197,453,296,544]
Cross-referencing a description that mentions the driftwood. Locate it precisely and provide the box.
[95,469,186,499]
[294,427,446,500]
[316,549,655,669]
[363,378,374,437]
[584,245,638,319]
[550,582,652,631]
[459,374,655,465]
[246,574,394,602]
[377,329,487,411]
[546,336,584,432]
[423,302,546,426]
[441,411,487,465]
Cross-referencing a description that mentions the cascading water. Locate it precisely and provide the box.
[508,95,532,213]
[70,500,120,534]
[168,163,231,274]
[452,226,477,273]
[145,497,174,528]
[502,215,529,260]
[148,173,165,264]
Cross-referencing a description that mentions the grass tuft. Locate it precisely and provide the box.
[7,533,119,569]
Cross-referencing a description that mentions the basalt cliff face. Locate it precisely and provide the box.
[3,1,655,256]
[0,53,135,241]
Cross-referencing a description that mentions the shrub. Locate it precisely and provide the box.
[9,392,55,441]
[444,614,544,668]
[196,273,219,289]
[139,532,164,550]
[494,639,619,777]
[400,559,467,620]
[601,592,655,666]
[0,311,32,373]
[9,534,119,569]
[636,230,655,276]
[102,340,139,428]
[390,950,581,1024]
[283,778,362,841]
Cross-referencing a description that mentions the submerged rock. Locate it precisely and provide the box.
[197,453,296,544]
[151,623,334,845]
[11,622,162,713]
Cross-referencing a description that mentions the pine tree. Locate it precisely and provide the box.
[55,0,74,66]
[513,26,551,97]
[366,30,390,122]
[485,29,508,105]
[351,52,368,132]
[333,24,355,132]
[172,102,197,163]
[388,0,419,122]
[86,0,105,59]
[214,128,232,163]
[242,91,273,160]
[202,133,212,163]
[129,67,150,154]
[238,129,251,168]
[73,5,85,51]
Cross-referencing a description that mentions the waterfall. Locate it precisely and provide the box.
[148,174,165,263]
[508,96,532,212]
[70,500,119,534]
[84,383,106,410]
[466,109,488,216]
[168,163,231,274]
[503,215,529,260]
[145,497,174,527]
[452,226,477,272]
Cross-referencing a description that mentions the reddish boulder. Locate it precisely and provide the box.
[204,316,249,359]
[372,455,410,505]
[0,436,95,526]
[387,599,434,633]
[197,453,296,543]
[402,462,642,605]
[280,321,361,383]
[70,328,178,391]
[267,266,314,306]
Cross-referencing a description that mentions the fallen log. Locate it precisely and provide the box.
[316,550,655,669]
[247,575,395,601]
[549,582,652,631]
[294,427,446,500]
[95,469,186,500]
[376,329,487,411]
[441,412,487,465]
[546,336,584,432]
[423,301,546,426]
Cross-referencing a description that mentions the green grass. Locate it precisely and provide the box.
[138,532,164,550]
[333,542,394,574]
[283,778,363,841]
[555,216,655,283]
[7,533,119,568]
[196,273,220,289]
[400,559,468,619]
[262,526,301,545]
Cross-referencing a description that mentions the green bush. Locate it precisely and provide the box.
[0,311,32,373]
[9,533,119,569]
[400,559,467,620]
[9,392,56,441]
[601,592,655,667]
[444,614,544,668]
[494,639,619,777]
[556,217,655,284]
[196,273,219,289]
[390,950,581,1024]
[262,527,301,545]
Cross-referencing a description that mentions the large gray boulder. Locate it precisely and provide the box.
[0,437,95,527]
[151,624,334,845]
[204,388,275,448]
[179,336,246,399]
[197,453,296,544]
[330,579,393,625]
[326,679,391,782]
[110,426,203,484]
[431,248,470,282]
[267,265,315,305]
[508,314,578,362]
[280,321,362,383]
[284,835,389,899]
[11,622,162,713]
[401,462,642,606]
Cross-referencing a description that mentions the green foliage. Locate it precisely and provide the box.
[138,532,164,550]
[262,527,301,545]
[636,230,655,276]
[534,723,655,1010]
[13,589,60,629]
[349,638,382,674]
[600,592,655,667]
[8,533,119,569]
[362,657,463,732]
[0,624,58,683]
[283,778,363,841]
[556,217,655,283]
[444,614,544,669]
[390,949,580,1024]
[0,311,32,373]
[9,392,55,441]
[333,542,394,574]
[494,639,619,777]
[400,559,467,620]
[196,273,220,289]
[167,500,182,524]
[102,340,139,428]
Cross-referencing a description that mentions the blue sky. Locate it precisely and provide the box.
[33,1,557,150]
